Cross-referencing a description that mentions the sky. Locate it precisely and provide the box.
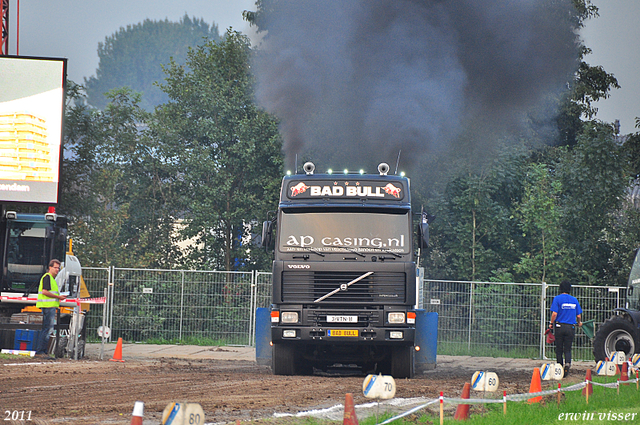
[4,0,639,135]
[7,0,256,82]
[581,0,640,134]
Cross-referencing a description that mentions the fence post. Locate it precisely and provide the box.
[109,266,114,342]
[540,282,547,360]
[249,270,256,347]
[468,281,474,351]
[179,270,185,341]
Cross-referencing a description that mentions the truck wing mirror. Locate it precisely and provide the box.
[418,222,429,249]
[261,220,273,249]
[417,211,435,250]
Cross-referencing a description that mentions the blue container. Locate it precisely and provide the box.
[255,307,272,366]
[414,310,438,373]
[14,329,41,351]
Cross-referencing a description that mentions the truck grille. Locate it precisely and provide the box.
[281,271,406,304]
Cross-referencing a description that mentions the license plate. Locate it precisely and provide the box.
[328,329,359,337]
[327,315,358,323]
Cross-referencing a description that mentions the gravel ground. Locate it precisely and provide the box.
[0,346,594,425]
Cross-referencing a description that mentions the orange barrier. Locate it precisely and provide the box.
[343,393,358,425]
[527,368,542,404]
[130,401,143,425]
[453,382,471,420]
[109,337,125,362]
[621,362,629,385]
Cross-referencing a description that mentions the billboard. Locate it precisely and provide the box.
[0,56,66,204]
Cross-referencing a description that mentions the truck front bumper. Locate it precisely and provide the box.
[271,325,415,345]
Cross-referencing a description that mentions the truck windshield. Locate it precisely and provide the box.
[4,222,51,291]
[279,211,410,254]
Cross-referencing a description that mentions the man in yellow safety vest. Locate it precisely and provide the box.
[35,259,66,357]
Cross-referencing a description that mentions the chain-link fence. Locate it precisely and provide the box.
[423,279,626,361]
[82,269,625,360]
[83,268,272,346]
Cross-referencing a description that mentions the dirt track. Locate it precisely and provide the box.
[0,353,590,425]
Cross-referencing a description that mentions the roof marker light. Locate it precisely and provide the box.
[327,169,333,174]
[343,169,349,174]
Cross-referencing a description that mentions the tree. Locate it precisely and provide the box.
[513,162,570,283]
[60,83,180,267]
[557,123,627,284]
[432,148,524,282]
[553,1,620,146]
[153,29,284,271]
[85,15,220,111]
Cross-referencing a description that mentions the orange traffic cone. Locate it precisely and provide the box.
[527,368,542,404]
[582,369,593,396]
[454,382,471,420]
[343,393,358,425]
[130,401,143,425]
[110,337,125,362]
[621,362,629,385]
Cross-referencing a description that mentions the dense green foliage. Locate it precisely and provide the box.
[421,123,639,286]
[85,15,220,111]
[61,84,181,267]
[153,30,283,271]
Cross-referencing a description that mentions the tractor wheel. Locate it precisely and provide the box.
[593,316,639,361]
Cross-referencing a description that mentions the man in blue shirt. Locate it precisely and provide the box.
[549,281,583,376]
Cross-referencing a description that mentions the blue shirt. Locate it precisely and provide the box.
[551,293,582,324]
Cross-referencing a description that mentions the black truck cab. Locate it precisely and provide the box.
[265,162,426,378]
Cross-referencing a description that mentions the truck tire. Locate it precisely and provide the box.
[391,346,415,379]
[593,316,639,361]
[272,343,296,375]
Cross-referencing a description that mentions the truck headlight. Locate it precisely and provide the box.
[281,312,299,323]
[388,312,405,324]
[283,330,297,338]
[390,331,404,339]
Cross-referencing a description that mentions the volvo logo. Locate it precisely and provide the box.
[287,264,311,269]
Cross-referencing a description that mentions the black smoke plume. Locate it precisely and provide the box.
[252,0,580,173]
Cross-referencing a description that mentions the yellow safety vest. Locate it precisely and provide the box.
[36,273,60,308]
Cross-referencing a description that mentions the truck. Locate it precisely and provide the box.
[593,248,640,361]
[0,208,89,358]
[262,162,430,378]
